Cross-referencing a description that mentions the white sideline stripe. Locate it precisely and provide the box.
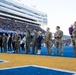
[32,65,76,74]
[0,65,76,74]
[0,65,31,70]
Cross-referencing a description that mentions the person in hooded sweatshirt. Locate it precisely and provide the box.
[69,25,74,45]
[36,31,43,54]
[69,25,74,36]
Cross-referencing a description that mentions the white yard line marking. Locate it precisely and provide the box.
[0,65,76,74]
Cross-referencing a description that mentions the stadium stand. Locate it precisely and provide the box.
[0,17,45,33]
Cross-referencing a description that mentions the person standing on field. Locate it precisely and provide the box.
[44,28,54,55]
[14,31,21,53]
[54,26,63,56]
[32,29,38,54]
[36,31,43,54]
[3,33,7,53]
[72,22,76,56]
[26,29,31,54]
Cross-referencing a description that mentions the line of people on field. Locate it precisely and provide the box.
[0,29,43,54]
[1,24,76,57]
[0,26,64,56]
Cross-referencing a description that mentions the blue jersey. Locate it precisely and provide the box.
[36,36,43,43]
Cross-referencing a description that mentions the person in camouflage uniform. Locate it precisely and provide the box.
[14,31,21,53]
[32,29,38,54]
[72,22,76,56]
[2,33,7,53]
[26,29,31,54]
[54,26,63,56]
[0,35,2,52]
[44,28,54,54]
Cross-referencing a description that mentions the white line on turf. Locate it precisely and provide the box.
[0,65,31,70]
[0,65,76,74]
[32,65,76,74]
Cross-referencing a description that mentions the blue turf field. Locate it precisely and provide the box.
[0,46,75,58]
[23,46,75,58]
[40,46,75,57]
[0,46,76,75]
[0,66,74,75]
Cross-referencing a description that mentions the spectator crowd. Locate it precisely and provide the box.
[0,17,45,33]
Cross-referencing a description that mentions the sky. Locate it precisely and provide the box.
[14,0,76,35]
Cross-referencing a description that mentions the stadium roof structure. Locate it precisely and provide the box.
[0,0,47,26]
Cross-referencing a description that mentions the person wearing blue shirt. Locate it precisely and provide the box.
[36,31,43,54]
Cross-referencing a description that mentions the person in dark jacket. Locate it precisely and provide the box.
[36,31,43,54]
[7,34,12,51]
[0,35,3,52]
[12,34,15,52]
[20,33,25,53]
